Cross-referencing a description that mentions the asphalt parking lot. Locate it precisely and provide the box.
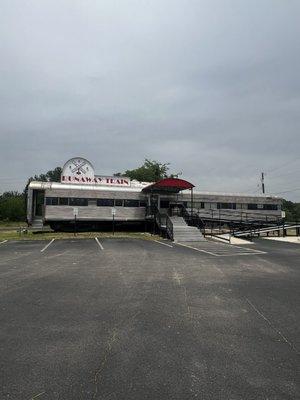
[0,238,299,399]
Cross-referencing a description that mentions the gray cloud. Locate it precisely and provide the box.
[1,0,300,200]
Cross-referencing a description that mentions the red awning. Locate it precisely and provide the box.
[142,178,194,193]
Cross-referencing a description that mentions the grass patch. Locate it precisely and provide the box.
[0,221,26,228]
[0,229,161,242]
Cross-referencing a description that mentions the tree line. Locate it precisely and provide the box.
[0,160,299,222]
[0,160,171,222]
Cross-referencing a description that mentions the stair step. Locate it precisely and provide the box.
[167,215,205,242]
[31,218,44,230]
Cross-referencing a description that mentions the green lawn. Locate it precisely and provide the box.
[0,229,160,242]
[0,221,26,228]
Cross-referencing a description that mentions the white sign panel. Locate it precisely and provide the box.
[61,157,131,187]
[73,207,79,217]
[111,207,116,216]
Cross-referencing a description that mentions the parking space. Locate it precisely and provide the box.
[0,240,48,270]
[0,238,299,399]
[176,239,267,256]
[0,239,47,253]
[41,237,100,256]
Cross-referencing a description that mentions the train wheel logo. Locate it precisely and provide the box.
[69,159,90,175]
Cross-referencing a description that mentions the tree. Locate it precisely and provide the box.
[24,167,62,194]
[22,166,63,217]
[115,159,180,182]
[43,167,62,182]
[26,166,62,186]
[282,199,300,222]
[0,192,26,221]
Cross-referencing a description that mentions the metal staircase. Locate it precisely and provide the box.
[166,216,205,242]
[30,217,44,231]
[147,203,206,242]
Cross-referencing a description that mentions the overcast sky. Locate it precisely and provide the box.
[1,0,300,200]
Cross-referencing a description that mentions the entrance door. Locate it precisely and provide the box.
[150,194,160,209]
[33,190,45,217]
[169,202,183,216]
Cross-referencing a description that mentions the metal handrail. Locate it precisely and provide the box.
[191,208,282,223]
[166,215,174,240]
[155,209,162,227]
[233,222,300,237]
[182,206,206,235]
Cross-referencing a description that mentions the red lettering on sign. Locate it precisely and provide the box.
[61,175,131,186]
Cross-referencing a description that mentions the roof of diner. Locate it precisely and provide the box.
[28,181,281,199]
[142,178,195,193]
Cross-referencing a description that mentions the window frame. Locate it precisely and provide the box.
[124,199,140,207]
[69,198,88,207]
[45,197,58,206]
[96,199,115,207]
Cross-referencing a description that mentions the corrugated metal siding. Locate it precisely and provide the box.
[40,184,282,222]
[45,188,146,200]
[179,192,282,205]
[45,206,146,221]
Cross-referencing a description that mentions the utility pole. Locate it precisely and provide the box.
[261,172,265,194]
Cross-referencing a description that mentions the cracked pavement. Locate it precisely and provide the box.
[0,238,299,399]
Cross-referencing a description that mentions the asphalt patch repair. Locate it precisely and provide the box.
[0,238,299,399]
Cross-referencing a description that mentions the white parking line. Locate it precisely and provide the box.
[95,237,104,250]
[176,242,218,256]
[153,240,173,248]
[216,251,266,257]
[0,240,8,245]
[227,244,266,254]
[176,242,266,257]
[40,239,55,253]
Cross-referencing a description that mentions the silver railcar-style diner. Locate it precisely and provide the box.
[27,157,283,233]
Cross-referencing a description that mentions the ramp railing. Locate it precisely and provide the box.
[181,206,206,235]
[233,223,300,238]
[166,215,174,241]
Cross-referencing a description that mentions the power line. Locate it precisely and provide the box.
[265,156,300,175]
[272,187,300,195]
[266,169,300,181]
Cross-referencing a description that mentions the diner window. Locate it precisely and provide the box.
[194,202,205,209]
[248,204,258,210]
[69,198,88,206]
[217,203,236,209]
[45,197,58,206]
[97,199,114,207]
[59,197,69,206]
[124,199,139,207]
[263,204,278,210]
[139,200,147,207]
[115,199,123,206]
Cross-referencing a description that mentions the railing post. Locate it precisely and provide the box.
[166,215,174,241]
